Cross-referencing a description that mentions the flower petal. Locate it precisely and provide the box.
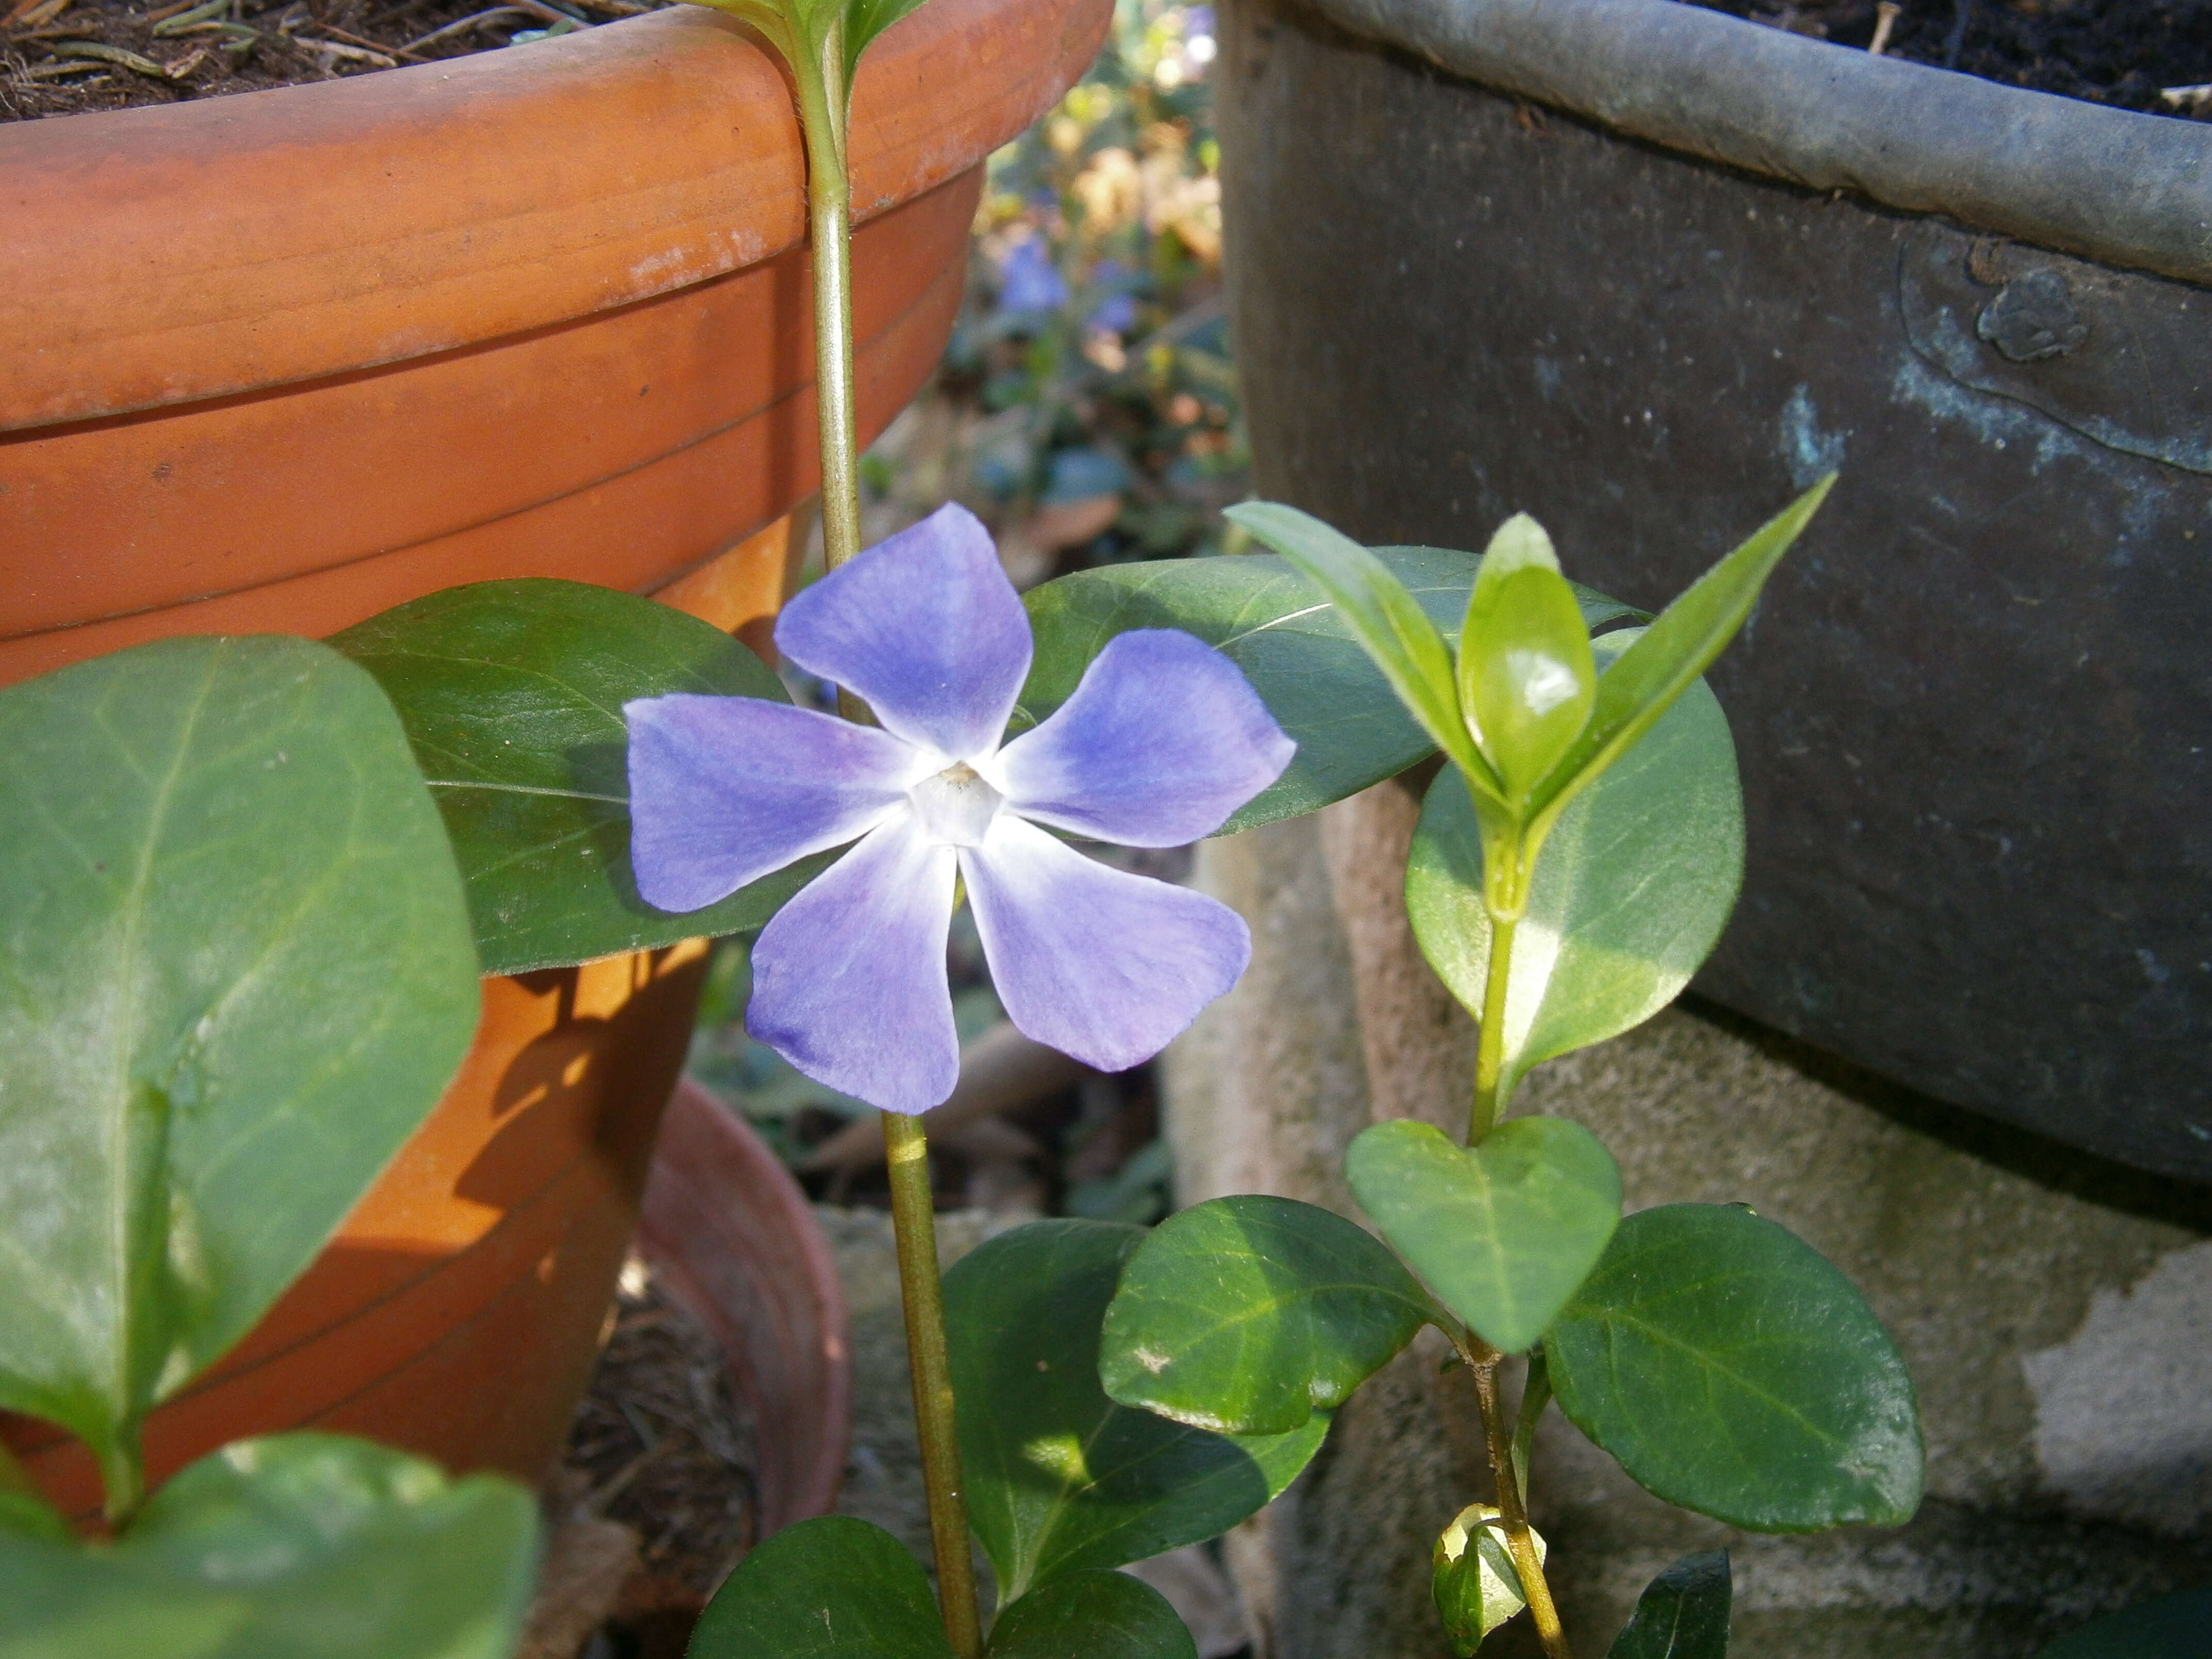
[988,629,1294,845]
[961,816,1250,1072]
[747,811,960,1113]
[774,503,1032,760]
[626,694,917,912]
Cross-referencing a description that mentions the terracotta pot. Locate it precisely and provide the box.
[0,0,1107,1519]
[0,0,1110,686]
[639,1082,851,1538]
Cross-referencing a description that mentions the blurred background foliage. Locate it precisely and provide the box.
[684,0,1232,1218]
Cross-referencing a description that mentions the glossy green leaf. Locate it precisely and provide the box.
[1345,1118,1619,1355]
[947,1219,1327,1602]
[1527,478,1831,839]
[1223,501,1491,794]
[688,1515,951,1658]
[1432,1503,1542,1656]
[1405,629,1743,1103]
[1607,1551,1731,1659]
[988,1570,1197,1659]
[0,638,480,1504]
[335,579,825,976]
[1458,515,1595,809]
[1546,1205,1924,1531]
[1099,1194,1433,1437]
[0,1433,538,1659]
[2034,1590,2212,1658]
[1021,550,1635,835]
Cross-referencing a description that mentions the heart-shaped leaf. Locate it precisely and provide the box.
[1022,549,1634,835]
[988,1570,1197,1659]
[1607,1551,1731,1659]
[1545,1205,1924,1531]
[335,579,824,976]
[1405,629,1743,1105]
[1099,1195,1433,1437]
[0,638,481,1507]
[1346,1118,1620,1354]
[946,1219,1327,1603]
[1432,1503,1544,1656]
[0,1433,537,1659]
[1527,478,1830,838]
[688,1515,952,1658]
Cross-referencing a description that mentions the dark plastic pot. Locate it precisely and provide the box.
[1216,0,2212,1179]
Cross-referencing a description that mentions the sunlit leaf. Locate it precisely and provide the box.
[947,1220,1326,1602]
[1345,1118,1619,1355]
[0,639,480,1504]
[1405,629,1742,1104]
[1099,1194,1433,1437]
[1458,514,1594,810]
[1546,1205,1923,1531]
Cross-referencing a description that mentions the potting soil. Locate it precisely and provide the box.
[0,0,671,122]
[1680,0,2212,116]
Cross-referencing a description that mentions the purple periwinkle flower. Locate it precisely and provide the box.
[625,504,1294,1113]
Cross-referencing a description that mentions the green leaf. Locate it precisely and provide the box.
[2034,1590,2212,1658]
[1222,502,1491,796]
[0,638,480,1504]
[1458,515,1595,810]
[1098,1194,1433,1437]
[335,579,825,976]
[1345,1118,1620,1355]
[688,1515,952,1658]
[1432,1503,1543,1656]
[946,1219,1327,1603]
[1527,478,1831,841]
[1545,1205,1924,1531]
[1606,1551,1731,1659]
[1404,629,1743,1102]
[0,1492,70,1548]
[988,1571,1197,1659]
[0,1433,538,1659]
[1021,550,1635,835]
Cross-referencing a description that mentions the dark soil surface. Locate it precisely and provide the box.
[1682,0,2212,115]
[557,1258,756,1603]
[0,0,669,122]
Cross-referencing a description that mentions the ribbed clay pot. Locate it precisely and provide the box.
[0,0,1107,1522]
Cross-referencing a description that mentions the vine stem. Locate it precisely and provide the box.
[883,1113,985,1658]
[1455,1330,1573,1659]
[1469,907,1517,1143]
[789,31,982,1655]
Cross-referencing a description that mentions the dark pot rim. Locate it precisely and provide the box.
[1297,0,2212,287]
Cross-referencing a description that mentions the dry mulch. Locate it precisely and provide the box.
[0,0,669,122]
[533,1254,756,1659]
[1683,0,2212,116]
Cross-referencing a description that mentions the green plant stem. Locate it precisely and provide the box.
[791,38,977,1649]
[1456,1330,1572,1659]
[791,25,863,574]
[882,1111,985,1659]
[100,1436,144,1530]
[1470,907,1517,1143]
[1509,1349,1552,1506]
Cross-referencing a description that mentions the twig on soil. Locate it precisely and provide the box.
[1868,1,1899,55]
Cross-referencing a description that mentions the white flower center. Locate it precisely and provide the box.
[908,761,1005,848]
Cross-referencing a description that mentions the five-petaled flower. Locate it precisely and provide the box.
[625,504,1295,1112]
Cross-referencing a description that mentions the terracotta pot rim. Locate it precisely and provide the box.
[0,0,1108,431]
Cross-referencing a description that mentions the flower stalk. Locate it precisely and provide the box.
[793,38,981,1651]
